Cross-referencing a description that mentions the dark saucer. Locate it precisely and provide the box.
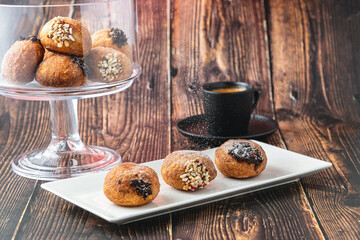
[177,114,278,146]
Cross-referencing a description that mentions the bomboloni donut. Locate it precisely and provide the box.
[215,139,267,178]
[92,28,133,60]
[39,16,92,57]
[35,53,86,87]
[161,150,217,191]
[43,49,57,60]
[103,162,160,207]
[1,35,44,84]
[85,47,133,82]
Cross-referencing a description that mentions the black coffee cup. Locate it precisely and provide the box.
[201,82,260,136]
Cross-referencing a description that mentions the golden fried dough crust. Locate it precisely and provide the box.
[1,38,44,84]
[39,16,91,57]
[85,47,133,82]
[215,140,267,178]
[103,162,160,207]
[161,150,217,191]
[92,29,133,61]
[35,53,86,87]
[43,49,56,60]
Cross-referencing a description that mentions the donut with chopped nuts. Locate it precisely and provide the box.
[1,35,44,84]
[35,53,86,87]
[215,140,267,178]
[39,16,92,57]
[92,28,133,61]
[103,162,160,207]
[85,47,133,82]
[161,150,217,191]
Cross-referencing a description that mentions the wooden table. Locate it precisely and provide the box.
[1,0,359,239]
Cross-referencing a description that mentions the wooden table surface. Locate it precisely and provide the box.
[1,0,359,239]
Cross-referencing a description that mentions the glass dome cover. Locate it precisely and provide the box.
[0,0,141,180]
[0,0,141,100]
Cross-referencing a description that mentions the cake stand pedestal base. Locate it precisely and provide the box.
[11,99,121,181]
[12,145,120,181]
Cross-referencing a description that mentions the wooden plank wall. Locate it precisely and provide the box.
[0,0,358,239]
[170,0,322,239]
[1,0,172,239]
[269,0,360,239]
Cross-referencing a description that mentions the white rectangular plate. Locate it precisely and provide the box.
[42,141,332,224]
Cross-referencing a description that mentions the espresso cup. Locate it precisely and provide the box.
[201,81,260,136]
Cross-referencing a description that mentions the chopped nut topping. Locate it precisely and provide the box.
[47,17,75,48]
[180,158,210,191]
[98,53,123,81]
[130,178,152,199]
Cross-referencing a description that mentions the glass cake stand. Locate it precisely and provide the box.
[0,0,141,180]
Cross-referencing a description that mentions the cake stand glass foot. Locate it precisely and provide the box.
[11,99,121,181]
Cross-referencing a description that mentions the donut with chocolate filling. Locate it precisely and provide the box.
[103,162,160,207]
[35,53,86,87]
[1,35,44,84]
[215,139,267,178]
[91,28,133,61]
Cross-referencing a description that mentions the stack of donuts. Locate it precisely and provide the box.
[1,16,133,87]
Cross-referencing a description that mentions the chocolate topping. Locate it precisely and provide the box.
[71,57,88,75]
[130,178,152,199]
[20,35,41,44]
[109,28,128,48]
[228,142,264,170]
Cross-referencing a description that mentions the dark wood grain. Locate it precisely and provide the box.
[0,5,55,239]
[0,99,49,240]
[268,0,360,239]
[172,183,325,240]
[0,0,359,239]
[170,0,324,239]
[0,0,171,239]
[0,2,80,239]
[170,0,275,150]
